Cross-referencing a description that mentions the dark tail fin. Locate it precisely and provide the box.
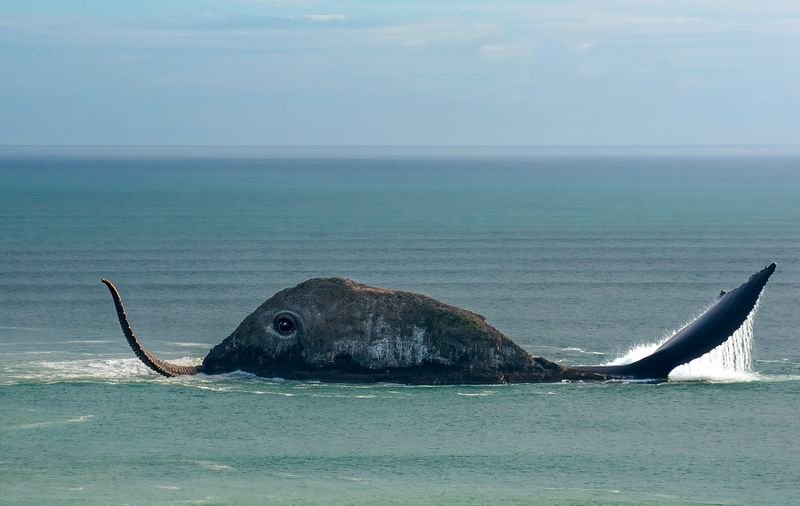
[576,263,775,380]
[102,279,201,377]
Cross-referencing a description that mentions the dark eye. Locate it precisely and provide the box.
[273,315,296,335]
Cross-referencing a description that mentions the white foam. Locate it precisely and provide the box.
[189,460,233,471]
[28,358,153,381]
[456,390,495,397]
[252,390,296,397]
[7,356,202,384]
[605,298,761,383]
[562,347,606,356]
[180,499,216,505]
[168,342,212,349]
[12,414,94,430]
[752,374,800,383]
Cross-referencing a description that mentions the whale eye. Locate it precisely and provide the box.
[273,315,296,335]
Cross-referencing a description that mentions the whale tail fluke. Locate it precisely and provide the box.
[576,262,776,380]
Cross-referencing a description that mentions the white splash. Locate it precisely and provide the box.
[606,298,761,382]
[669,308,757,382]
[6,357,202,384]
[26,358,153,381]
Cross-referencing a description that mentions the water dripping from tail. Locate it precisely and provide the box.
[603,298,761,382]
[668,300,759,382]
[576,263,774,381]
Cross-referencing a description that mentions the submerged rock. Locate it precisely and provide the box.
[200,278,604,383]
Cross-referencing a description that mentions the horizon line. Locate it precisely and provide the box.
[2,143,800,148]
[3,144,800,159]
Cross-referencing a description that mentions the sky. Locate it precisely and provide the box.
[1,1,798,146]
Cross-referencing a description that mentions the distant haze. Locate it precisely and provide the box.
[1,1,798,146]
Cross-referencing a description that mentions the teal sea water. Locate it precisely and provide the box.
[1,149,799,505]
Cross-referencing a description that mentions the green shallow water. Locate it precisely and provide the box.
[1,152,799,504]
[2,378,799,505]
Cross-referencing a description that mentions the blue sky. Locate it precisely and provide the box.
[1,1,798,145]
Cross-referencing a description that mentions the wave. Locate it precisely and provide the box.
[561,347,606,356]
[10,414,94,430]
[2,357,199,385]
[188,460,234,471]
[456,390,495,397]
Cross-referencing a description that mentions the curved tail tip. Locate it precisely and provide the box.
[757,262,776,281]
[100,276,200,377]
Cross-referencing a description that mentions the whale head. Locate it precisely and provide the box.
[199,277,522,379]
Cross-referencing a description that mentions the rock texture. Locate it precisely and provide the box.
[201,278,607,384]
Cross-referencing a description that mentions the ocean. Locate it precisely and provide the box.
[1,148,799,505]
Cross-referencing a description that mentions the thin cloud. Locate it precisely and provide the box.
[306,14,346,22]
[370,18,499,47]
[480,41,535,60]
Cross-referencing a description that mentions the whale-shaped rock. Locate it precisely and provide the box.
[102,262,776,384]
